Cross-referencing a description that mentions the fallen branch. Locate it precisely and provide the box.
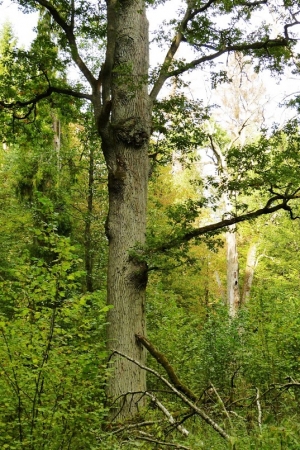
[145,391,189,436]
[210,382,233,430]
[111,420,160,435]
[136,334,198,402]
[229,411,247,422]
[280,377,300,390]
[112,350,231,441]
[255,387,262,431]
[137,430,192,449]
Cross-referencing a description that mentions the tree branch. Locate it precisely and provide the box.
[210,382,233,429]
[0,86,92,112]
[150,0,290,102]
[239,0,267,6]
[137,432,191,449]
[112,350,231,441]
[255,387,262,431]
[100,0,116,106]
[166,38,289,79]
[33,0,97,87]
[189,0,217,19]
[145,392,189,436]
[136,334,198,402]
[280,377,300,390]
[154,196,300,252]
[150,2,195,101]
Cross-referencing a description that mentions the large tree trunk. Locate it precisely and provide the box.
[101,0,151,419]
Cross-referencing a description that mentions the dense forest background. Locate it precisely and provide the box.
[1,1,300,449]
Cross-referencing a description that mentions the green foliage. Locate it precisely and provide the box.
[227,123,300,195]
[146,275,300,448]
[151,94,209,167]
[0,223,110,449]
[1,1,300,447]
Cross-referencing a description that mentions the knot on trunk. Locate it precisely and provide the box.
[112,117,149,148]
[128,260,148,290]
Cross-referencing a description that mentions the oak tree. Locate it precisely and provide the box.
[1,0,300,419]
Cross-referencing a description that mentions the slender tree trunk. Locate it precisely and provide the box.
[226,224,240,317]
[52,114,61,181]
[100,0,151,419]
[207,131,240,316]
[241,242,257,305]
[85,146,94,292]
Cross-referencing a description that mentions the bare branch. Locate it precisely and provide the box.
[145,392,189,436]
[136,334,198,402]
[137,432,192,449]
[255,387,262,431]
[280,377,300,389]
[284,20,300,40]
[207,134,226,168]
[210,382,233,429]
[112,350,231,441]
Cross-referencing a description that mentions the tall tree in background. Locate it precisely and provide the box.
[1,0,300,419]
[206,53,266,316]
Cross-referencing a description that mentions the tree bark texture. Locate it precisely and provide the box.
[101,0,151,419]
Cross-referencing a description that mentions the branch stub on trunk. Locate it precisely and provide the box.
[111,117,150,148]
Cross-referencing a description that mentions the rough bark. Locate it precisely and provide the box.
[101,0,151,419]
